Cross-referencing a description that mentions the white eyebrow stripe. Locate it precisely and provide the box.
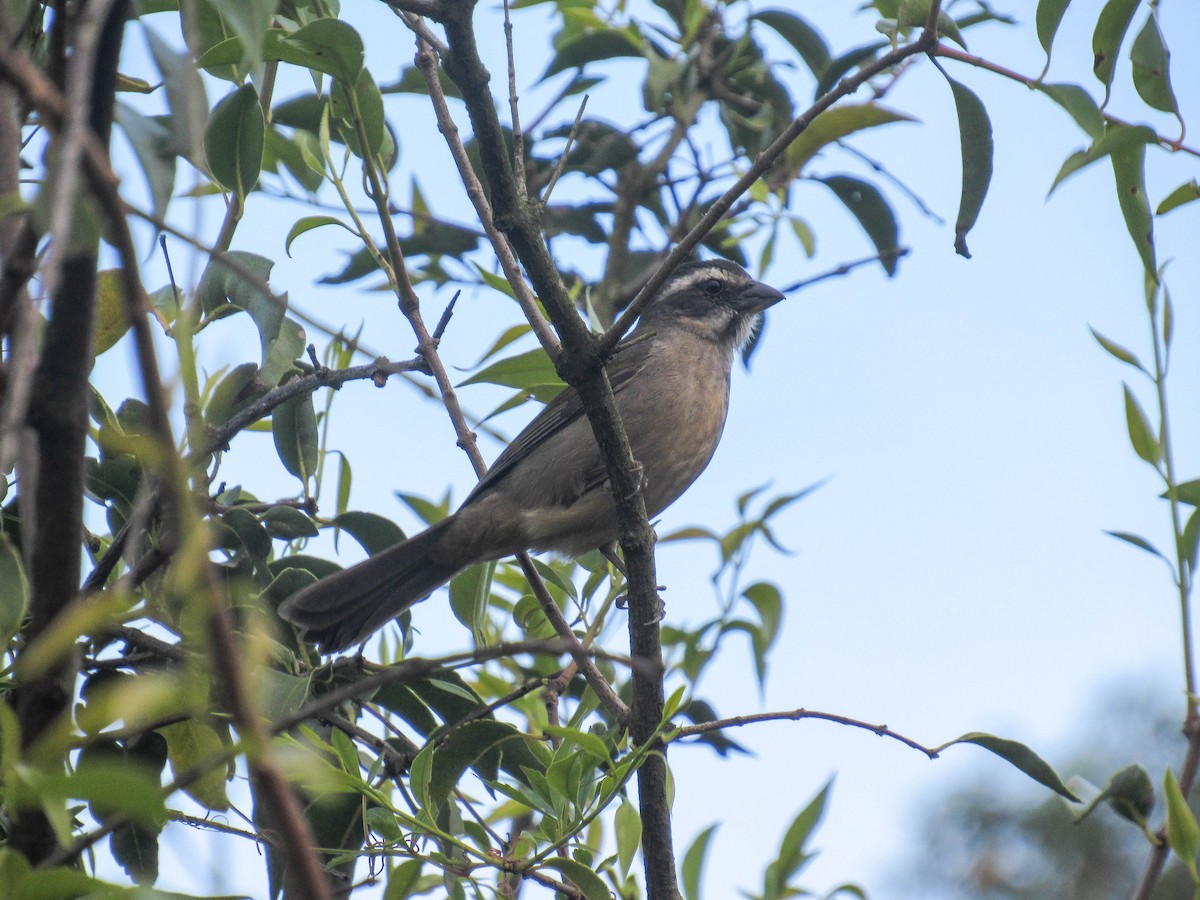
[662,266,742,295]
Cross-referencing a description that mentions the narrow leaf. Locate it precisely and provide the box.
[537,857,610,900]
[1130,9,1178,115]
[1111,140,1157,275]
[1104,530,1170,564]
[682,823,719,900]
[818,176,902,275]
[944,75,993,258]
[941,733,1079,800]
[1088,326,1145,372]
[614,800,642,878]
[1122,383,1160,464]
[1164,768,1200,878]
[205,84,264,199]
[285,215,357,256]
[1157,180,1200,216]
[1036,0,1073,57]
[1091,0,1140,100]
[785,104,914,176]
[1037,83,1104,139]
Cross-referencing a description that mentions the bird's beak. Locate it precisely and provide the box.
[736,281,786,314]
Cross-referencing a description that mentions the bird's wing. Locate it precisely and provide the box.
[463,338,652,506]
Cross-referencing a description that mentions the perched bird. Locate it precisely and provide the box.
[278,258,785,652]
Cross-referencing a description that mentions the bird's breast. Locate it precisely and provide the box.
[620,337,732,517]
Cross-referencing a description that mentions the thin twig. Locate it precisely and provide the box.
[934,44,1198,158]
[502,0,525,199]
[412,37,560,356]
[538,94,588,214]
[672,708,940,759]
[778,247,910,294]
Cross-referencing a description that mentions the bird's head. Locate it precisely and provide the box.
[636,259,786,352]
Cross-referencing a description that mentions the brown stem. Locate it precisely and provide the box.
[673,708,940,759]
[10,0,125,864]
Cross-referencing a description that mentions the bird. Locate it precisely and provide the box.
[278,258,786,652]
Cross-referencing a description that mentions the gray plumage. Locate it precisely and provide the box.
[277,259,785,652]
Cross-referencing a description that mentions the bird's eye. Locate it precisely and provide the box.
[702,278,723,296]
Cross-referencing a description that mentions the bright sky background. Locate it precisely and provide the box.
[90,2,1200,897]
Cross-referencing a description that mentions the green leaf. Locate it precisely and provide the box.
[459,347,563,392]
[331,68,390,165]
[1111,139,1157,275]
[1091,0,1140,100]
[742,582,783,655]
[752,10,830,76]
[764,781,832,898]
[1130,9,1178,114]
[895,0,966,48]
[543,29,641,78]
[1157,180,1200,216]
[113,102,177,221]
[1048,124,1157,195]
[785,104,914,176]
[285,215,357,257]
[814,42,888,99]
[281,18,365,82]
[53,754,167,826]
[332,511,406,556]
[145,28,208,163]
[1122,383,1160,464]
[817,176,901,275]
[537,857,610,900]
[90,269,130,357]
[449,561,495,643]
[940,733,1079,800]
[110,820,161,885]
[204,361,259,428]
[943,74,993,258]
[1165,768,1200,879]
[261,505,319,539]
[272,389,319,483]
[542,725,610,764]
[1105,530,1170,564]
[205,84,265,199]
[614,800,642,878]
[160,720,231,811]
[1089,326,1145,372]
[1183,509,1200,572]
[682,823,718,900]
[1037,83,1104,139]
[1036,0,1073,58]
[428,720,525,804]
[0,533,27,646]
[205,0,276,70]
[1176,480,1200,507]
[1105,763,1156,828]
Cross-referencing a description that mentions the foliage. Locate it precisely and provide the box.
[0,0,1194,898]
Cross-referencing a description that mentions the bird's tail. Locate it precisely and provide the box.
[277,517,466,653]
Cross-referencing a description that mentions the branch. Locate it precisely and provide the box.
[412,37,560,356]
[934,44,1199,158]
[778,247,910,294]
[672,708,940,759]
[274,639,635,735]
